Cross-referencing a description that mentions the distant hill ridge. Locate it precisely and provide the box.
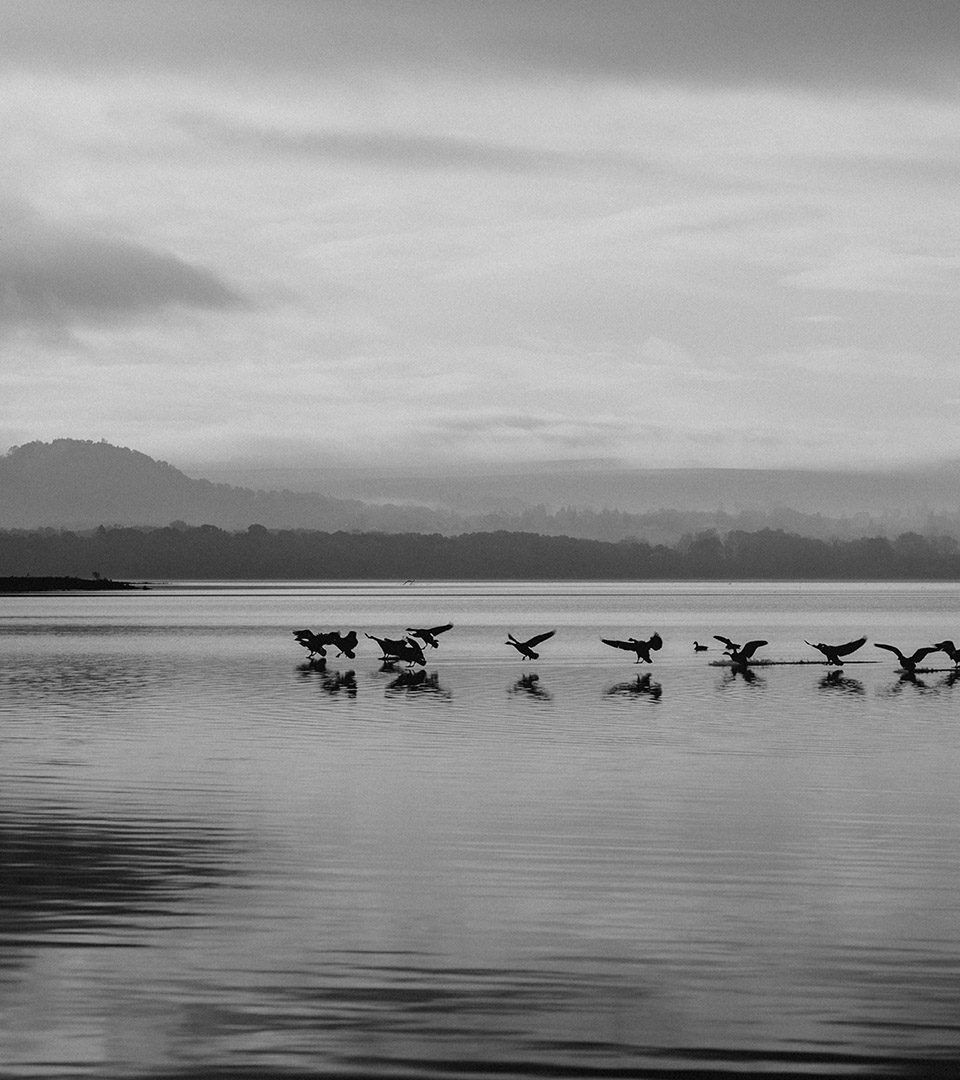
[2,439,959,543]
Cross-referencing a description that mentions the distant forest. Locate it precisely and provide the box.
[2,524,960,580]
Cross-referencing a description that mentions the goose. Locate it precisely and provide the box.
[693,640,708,652]
[804,636,867,666]
[505,630,555,660]
[405,622,454,649]
[933,639,960,666]
[292,628,339,659]
[714,636,768,665]
[601,632,663,663]
[874,643,938,672]
[330,630,358,659]
[365,633,425,665]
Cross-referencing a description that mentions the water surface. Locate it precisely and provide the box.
[2,581,960,1077]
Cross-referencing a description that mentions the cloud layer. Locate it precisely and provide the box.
[1,2,959,470]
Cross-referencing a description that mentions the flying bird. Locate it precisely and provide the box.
[405,622,454,649]
[505,630,555,660]
[874,643,938,672]
[714,636,768,665]
[601,632,663,663]
[933,640,960,666]
[804,636,868,666]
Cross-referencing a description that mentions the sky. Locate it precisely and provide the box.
[1,0,959,473]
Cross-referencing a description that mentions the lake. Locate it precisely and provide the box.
[2,580,960,1078]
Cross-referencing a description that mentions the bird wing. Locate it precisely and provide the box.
[874,643,903,660]
[525,630,555,648]
[648,632,663,652]
[908,647,938,665]
[601,638,633,651]
[739,640,768,660]
[833,636,868,657]
[428,623,454,635]
[507,632,520,644]
[804,640,826,655]
[714,635,738,650]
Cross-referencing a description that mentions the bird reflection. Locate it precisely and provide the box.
[385,669,450,698]
[509,672,552,701]
[605,672,663,700]
[817,669,865,695]
[719,665,764,686]
[320,669,357,696]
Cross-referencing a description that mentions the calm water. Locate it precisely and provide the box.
[2,581,960,1078]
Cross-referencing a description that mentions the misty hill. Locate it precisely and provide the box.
[4,439,960,544]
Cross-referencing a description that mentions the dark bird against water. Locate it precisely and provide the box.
[874,643,938,672]
[505,630,555,660]
[330,630,358,659]
[714,635,768,665]
[693,640,708,651]
[804,636,867,666]
[292,628,340,658]
[601,632,663,663]
[933,640,960,666]
[365,633,426,666]
[405,622,454,649]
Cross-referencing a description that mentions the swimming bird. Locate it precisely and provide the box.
[933,639,960,666]
[693,640,708,652]
[405,622,454,649]
[804,636,868,666]
[714,637,768,665]
[601,632,663,663]
[874,643,938,672]
[365,633,425,666]
[505,630,555,660]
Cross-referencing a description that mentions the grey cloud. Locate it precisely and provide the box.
[175,114,648,177]
[0,203,242,327]
[0,0,956,94]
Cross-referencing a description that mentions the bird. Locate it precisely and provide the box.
[292,628,339,659]
[405,622,454,649]
[693,640,708,651]
[804,636,868,666]
[505,630,555,660]
[330,630,358,659]
[714,636,768,665]
[874,643,938,672]
[933,639,960,666]
[365,633,425,666]
[601,632,663,663]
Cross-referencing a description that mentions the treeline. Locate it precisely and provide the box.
[2,524,960,580]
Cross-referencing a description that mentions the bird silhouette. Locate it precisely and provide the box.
[714,636,768,665]
[292,629,340,658]
[601,632,663,663]
[693,640,708,651]
[505,630,555,660]
[365,633,425,666]
[330,630,358,659]
[405,622,454,648]
[804,636,867,666]
[933,640,960,666]
[874,643,938,672]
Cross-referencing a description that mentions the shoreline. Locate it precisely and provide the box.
[0,576,145,593]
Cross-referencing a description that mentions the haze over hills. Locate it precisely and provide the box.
[2,439,960,543]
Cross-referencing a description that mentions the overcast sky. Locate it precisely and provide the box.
[2,0,958,472]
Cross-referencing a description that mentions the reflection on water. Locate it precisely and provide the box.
[3,582,960,1077]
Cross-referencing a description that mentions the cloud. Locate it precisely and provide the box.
[0,199,243,328]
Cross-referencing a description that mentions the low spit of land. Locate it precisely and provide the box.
[0,576,143,593]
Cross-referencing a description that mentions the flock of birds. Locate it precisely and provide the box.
[293,625,960,674]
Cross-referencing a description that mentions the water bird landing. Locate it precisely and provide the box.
[933,640,960,666]
[329,630,358,659]
[505,630,555,660]
[292,628,339,659]
[714,636,768,665]
[365,633,426,666]
[804,636,867,666]
[405,622,454,649]
[874,643,938,672]
[601,632,663,663]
